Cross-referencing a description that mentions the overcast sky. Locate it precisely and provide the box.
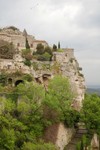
[0,0,100,86]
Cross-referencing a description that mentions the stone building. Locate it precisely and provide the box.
[0,26,48,52]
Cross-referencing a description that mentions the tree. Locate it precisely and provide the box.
[44,75,78,127]
[0,40,15,59]
[81,94,100,135]
[25,37,30,49]
[36,43,44,54]
[44,46,52,55]
[53,44,57,51]
[58,41,60,49]
[22,142,57,150]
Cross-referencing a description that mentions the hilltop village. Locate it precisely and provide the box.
[0,26,85,107]
[0,26,86,150]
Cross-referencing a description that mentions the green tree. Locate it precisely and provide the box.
[44,75,78,127]
[0,40,15,59]
[22,142,57,150]
[44,46,52,55]
[58,41,60,49]
[37,52,51,61]
[24,59,31,66]
[36,43,44,54]
[22,49,32,60]
[81,94,100,135]
[25,38,30,49]
[53,44,57,51]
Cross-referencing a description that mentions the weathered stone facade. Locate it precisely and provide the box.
[0,26,48,52]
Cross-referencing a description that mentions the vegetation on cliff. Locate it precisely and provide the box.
[0,40,15,59]
[0,75,79,150]
[33,43,52,61]
[81,94,100,135]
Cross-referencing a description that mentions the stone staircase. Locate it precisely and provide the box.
[65,123,87,150]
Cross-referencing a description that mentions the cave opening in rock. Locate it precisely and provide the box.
[15,80,24,86]
[8,78,13,84]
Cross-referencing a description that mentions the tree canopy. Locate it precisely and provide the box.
[81,94,100,135]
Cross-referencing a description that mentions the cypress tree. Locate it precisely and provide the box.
[58,41,60,49]
[25,37,30,49]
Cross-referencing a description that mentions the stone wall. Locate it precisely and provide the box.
[0,33,11,43]
[44,123,75,150]
[0,27,48,52]
[52,48,74,63]
[56,123,75,150]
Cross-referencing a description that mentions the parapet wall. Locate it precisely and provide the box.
[52,48,74,63]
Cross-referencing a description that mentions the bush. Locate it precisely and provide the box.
[44,46,52,55]
[23,74,33,82]
[0,40,15,59]
[7,26,18,31]
[57,49,63,52]
[81,94,100,134]
[44,75,78,127]
[22,49,32,60]
[24,59,31,66]
[53,44,57,51]
[0,73,7,86]
[37,52,51,61]
[36,43,44,55]
[22,142,57,150]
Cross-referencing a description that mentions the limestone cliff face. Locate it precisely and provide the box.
[0,49,85,110]
[52,50,85,110]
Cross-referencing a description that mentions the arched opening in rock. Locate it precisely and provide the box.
[8,78,13,84]
[15,80,24,86]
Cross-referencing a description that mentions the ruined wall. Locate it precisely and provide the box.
[52,48,74,63]
[0,33,11,43]
[0,27,48,52]
[44,123,75,150]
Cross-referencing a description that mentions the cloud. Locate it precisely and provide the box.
[0,0,99,85]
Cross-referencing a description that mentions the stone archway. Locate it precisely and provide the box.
[8,78,13,84]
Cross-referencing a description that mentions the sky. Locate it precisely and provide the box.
[0,0,100,86]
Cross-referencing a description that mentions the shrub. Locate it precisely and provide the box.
[7,26,18,31]
[0,40,15,59]
[23,74,33,82]
[44,46,52,55]
[24,59,31,66]
[22,49,32,60]
[21,142,57,150]
[53,44,57,51]
[32,62,39,70]
[36,43,44,55]
[57,49,63,52]
[37,52,51,61]
[0,73,7,86]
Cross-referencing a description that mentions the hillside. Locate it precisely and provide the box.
[86,85,100,95]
